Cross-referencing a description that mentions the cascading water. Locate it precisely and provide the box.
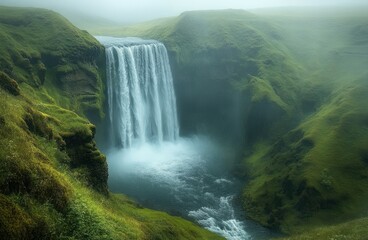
[99,36,179,148]
[97,36,274,240]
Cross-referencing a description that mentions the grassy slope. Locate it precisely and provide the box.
[0,6,105,118]
[0,6,222,240]
[0,89,221,240]
[243,7,368,236]
[275,218,368,240]
[133,10,302,109]
[93,7,368,237]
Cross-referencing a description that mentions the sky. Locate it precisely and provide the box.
[0,0,366,23]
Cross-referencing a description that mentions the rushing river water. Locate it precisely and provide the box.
[107,136,274,240]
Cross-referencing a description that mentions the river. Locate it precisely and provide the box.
[107,135,274,240]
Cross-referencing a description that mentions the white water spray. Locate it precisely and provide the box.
[98,36,179,148]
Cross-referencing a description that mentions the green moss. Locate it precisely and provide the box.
[23,107,54,139]
[56,64,76,75]
[0,6,105,119]
[243,71,368,234]
[276,217,368,240]
[0,194,33,239]
[242,78,368,233]
[236,76,289,112]
[0,71,20,95]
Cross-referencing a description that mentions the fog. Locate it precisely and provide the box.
[0,0,366,23]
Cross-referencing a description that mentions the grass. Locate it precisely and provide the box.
[2,5,368,239]
[0,6,223,240]
[242,78,368,233]
[0,6,105,119]
[0,71,20,95]
[241,6,368,235]
[0,88,223,238]
[276,217,368,240]
[0,110,222,238]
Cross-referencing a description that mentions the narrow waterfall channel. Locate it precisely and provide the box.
[97,36,273,240]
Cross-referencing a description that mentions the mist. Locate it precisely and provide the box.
[0,0,366,23]
[106,135,274,239]
[0,0,367,238]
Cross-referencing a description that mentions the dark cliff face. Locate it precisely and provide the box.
[167,46,250,141]
[153,10,301,146]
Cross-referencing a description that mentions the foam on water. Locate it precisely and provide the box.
[189,196,250,240]
[107,136,254,240]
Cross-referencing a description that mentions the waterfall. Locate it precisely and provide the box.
[97,37,179,148]
[97,36,272,240]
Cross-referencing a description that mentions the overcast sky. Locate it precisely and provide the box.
[0,0,366,23]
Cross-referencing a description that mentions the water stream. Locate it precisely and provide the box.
[107,136,273,240]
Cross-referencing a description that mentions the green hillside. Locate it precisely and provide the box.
[0,6,223,240]
[2,4,368,239]
[94,8,368,237]
[242,8,368,234]
[0,6,106,118]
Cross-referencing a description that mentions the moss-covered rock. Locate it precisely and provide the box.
[0,71,20,95]
[0,194,33,239]
[23,107,54,140]
[0,6,105,119]
[62,126,108,194]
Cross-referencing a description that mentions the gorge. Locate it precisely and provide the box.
[98,36,274,239]
[0,4,368,240]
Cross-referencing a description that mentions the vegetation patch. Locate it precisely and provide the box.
[276,217,368,240]
[0,6,223,240]
[242,8,368,234]
[0,71,20,95]
[0,6,105,119]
